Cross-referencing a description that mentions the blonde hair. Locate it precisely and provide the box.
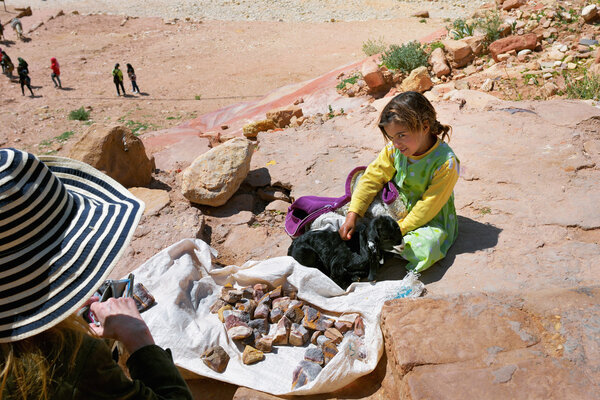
[0,314,91,400]
[378,91,452,143]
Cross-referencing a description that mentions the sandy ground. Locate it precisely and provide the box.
[0,2,470,155]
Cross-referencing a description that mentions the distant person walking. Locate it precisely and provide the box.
[112,63,126,96]
[50,57,62,88]
[1,49,14,77]
[11,18,23,40]
[0,20,5,41]
[126,63,140,94]
[17,57,34,96]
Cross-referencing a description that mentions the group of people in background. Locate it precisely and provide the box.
[1,48,141,97]
[1,49,60,97]
[112,63,141,96]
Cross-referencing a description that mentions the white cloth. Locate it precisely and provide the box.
[132,239,423,395]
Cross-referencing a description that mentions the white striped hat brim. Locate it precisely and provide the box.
[0,149,144,342]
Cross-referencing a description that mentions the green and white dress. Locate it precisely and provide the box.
[349,139,460,272]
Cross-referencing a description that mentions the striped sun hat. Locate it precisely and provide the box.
[0,148,144,342]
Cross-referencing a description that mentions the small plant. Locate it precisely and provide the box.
[362,37,387,57]
[166,115,182,120]
[479,207,492,215]
[426,41,445,53]
[476,11,502,46]
[55,130,76,143]
[68,107,90,121]
[327,105,335,119]
[124,120,152,136]
[419,19,427,24]
[448,18,475,40]
[563,71,600,100]
[380,41,428,74]
[38,131,77,153]
[336,73,361,90]
[194,94,202,100]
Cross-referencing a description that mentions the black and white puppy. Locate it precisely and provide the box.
[287,215,403,289]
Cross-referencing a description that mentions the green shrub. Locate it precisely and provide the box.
[447,18,475,40]
[380,41,428,74]
[336,73,361,90]
[68,107,90,121]
[194,94,202,100]
[426,41,445,53]
[564,71,600,100]
[476,11,502,46]
[362,37,387,57]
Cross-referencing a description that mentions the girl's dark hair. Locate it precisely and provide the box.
[126,63,134,73]
[114,63,119,69]
[378,91,452,143]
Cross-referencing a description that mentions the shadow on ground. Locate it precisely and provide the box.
[378,215,502,285]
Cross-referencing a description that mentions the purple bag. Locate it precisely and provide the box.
[284,166,399,238]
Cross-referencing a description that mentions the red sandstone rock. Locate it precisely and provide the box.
[502,0,525,11]
[489,33,537,62]
[361,59,386,92]
[429,47,450,78]
[266,106,303,128]
[441,39,474,68]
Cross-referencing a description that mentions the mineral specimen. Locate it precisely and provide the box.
[242,345,265,365]
[289,323,309,346]
[304,347,325,366]
[292,360,322,389]
[202,345,230,373]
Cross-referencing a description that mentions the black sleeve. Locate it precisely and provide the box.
[126,345,193,400]
[74,337,192,400]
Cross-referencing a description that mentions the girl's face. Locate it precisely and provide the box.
[383,121,435,157]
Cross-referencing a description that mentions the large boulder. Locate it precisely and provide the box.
[69,124,155,188]
[489,33,537,62]
[440,39,474,68]
[502,0,525,11]
[181,137,253,206]
[582,4,599,23]
[400,66,433,93]
[429,47,451,77]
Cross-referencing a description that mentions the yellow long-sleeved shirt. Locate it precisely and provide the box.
[348,139,459,235]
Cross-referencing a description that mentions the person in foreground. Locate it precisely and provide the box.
[339,91,460,273]
[0,148,193,399]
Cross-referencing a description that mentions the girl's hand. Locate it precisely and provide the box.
[89,297,155,354]
[339,212,358,240]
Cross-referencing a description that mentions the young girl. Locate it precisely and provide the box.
[339,91,460,273]
[127,63,140,94]
[50,57,62,88]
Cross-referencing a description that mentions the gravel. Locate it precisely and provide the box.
[12,0,489,22]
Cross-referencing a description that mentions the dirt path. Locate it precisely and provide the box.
[0,0,478,155]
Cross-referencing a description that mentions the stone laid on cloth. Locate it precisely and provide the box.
[304,347,325,365]
[255,335,274,353]
[181,137,253,206]
[400,66,433,93]
[243,345,265,365]
[289,324,310,346]
[248,318,269,335]
[69,124,155,188]
[488,34,537,62]
[266,106,303,128]
[202,346,230,373]
[272,316,292,345]
[292,360,323,389]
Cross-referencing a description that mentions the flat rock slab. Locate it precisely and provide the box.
[129,187,170,216]
[381,287,600,399]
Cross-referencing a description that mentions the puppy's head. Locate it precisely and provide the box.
[367,215,404,253]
